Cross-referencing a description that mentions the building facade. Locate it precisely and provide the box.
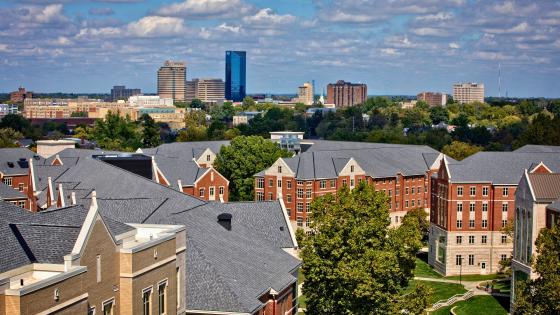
[225,51,246,102]
[326,80,367,107]
[158,61,186,101]
[0,103,18,118]
[297,82,314,106]
[185,78,225,103]
[10,87,32,102]
[452,82,484,104]
[417,92,447,107]
[110,85,141,101]
[429,152,560,276]
[128,95,173,107]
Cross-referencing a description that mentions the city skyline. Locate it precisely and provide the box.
[1,0,560,97]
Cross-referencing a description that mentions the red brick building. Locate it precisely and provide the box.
[255,142,444,228]
[417,92,447,107]
[326,80,367,107]
[0,148,35,210]
[9,87,32,102]
[429,150,560,276]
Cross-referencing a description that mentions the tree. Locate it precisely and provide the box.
[429,106,449,125]
[140,114,161,148]
[514,225,560,314]
[242,96,255,110]
[299,183,431,314]
[442,141,482,160]
[90,111,141,151]
[189,99,204,109]
[214,136,291,201]
[404,207,430,242]
[0,128,23,148]
[0,114,31,133]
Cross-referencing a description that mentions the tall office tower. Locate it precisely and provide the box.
[186,78,225,103]
[158,61,186,101]
[111,85,141,101]
[297,82,314,105]
[326,80,367,107]
[417,92,448,107]
[452,82,484,104]
[225,51,246,102]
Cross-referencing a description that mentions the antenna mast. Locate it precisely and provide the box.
[498,63,502,98]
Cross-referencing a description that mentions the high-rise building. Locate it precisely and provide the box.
[185,78,225,103]
[110,85,141,101]
[417,92,447,107]
[158,61,186,101]
[326,80,367,107]
[297,82,314,106]
[452,82,484,104]
[225,51,246,102]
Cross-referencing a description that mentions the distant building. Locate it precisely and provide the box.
[232,111,263,126]
[158,60,186,101]
[128,95,173,107]
[10,87,32,102]
[417,92,447,107]
[297,82,314,106]
[399,100,417,109]
[326,80,367,107]
[185,78,225,103]
[453,82,484,104]
[0,103,19,118]
[306,107,336,117]
[110,85,141,101]
[225,51,246,102]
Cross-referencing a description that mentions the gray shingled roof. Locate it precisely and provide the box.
[514,145,560,153]
[154,156,209,186]
[0,148,36,176]
[447,152,560,184]
[142,141,230,159]
[0,182,27,200]
[548,198,560,212]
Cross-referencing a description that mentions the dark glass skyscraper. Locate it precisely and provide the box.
[225,51,246,102]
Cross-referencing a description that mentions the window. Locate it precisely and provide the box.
[103,299,114,315]
[456,255,462,266]
[482,186,489,196]
[286,208,291,216]
[330,179,336,188]
[405,200,409,208]
[411,200,415,207]
[456,220,462,228]
[278,165,282,173]
[482,219,488,228]
[287,180,292,189]
[277,179,282,188]
[468,254,475,265]
[470,187,476,196]
[396,188,400,195]
[199,188,205,197]
[306,189,312,198]
[501,235,507,244]
[481,235,487,244]
[297,202,303,213]
[502,203,508,212]
[286,194,292,203]
[256,192,264,201]
[219,186,224,195]
[297,180,303,186]
[2,177,12,186]
[209,187,215,198]
[143,288,151,315]
[296,217,303,227]
[456,236,462,244]
[305,203,311,213]
[297,188,304,198]
[96,255,102,283]
[268,179,273,187]
[470,203,475,212]
[500,254,507,261]
[342,179,347,187]
[18,201,25,207]
[457,186,463,196]
[388,189,392,197]
[88,307,96,315]
[411,187,415,194]
[18,183,24,191]
[268,192,273,201]
[350,165,355,172]
[502,187,509,196]
[257,178,264,189]
[350,179,355,187]
[158,281,166,315]
[469,235,475,244]
[425,185,428,193]
[305,217,311,227]
[457,203,463,212]
[395,216,399,223]
[482,203,488,212]
[469,219,475,228]
[320,180,326,189]
[502,220,508,227]
[406,187,409,195]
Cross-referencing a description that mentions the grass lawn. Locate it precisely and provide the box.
[431,295,510,315]
[407,280,467,304]
[443,274,505,281]
[415,252,443,278]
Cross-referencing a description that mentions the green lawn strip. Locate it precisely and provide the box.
[451,295,509,315]
[415,257,444,278]
[444,273,505,281]
[407,280,467,304]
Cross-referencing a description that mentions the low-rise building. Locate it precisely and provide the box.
[0,181,28,208]
[128,95,173,107]
[453,82,484,104]
[110,85,141,101]
[0,148,35,204]
[0,103,19,118]
[232,111,263,126]
[9,87,32,102]
[417,92,447,107]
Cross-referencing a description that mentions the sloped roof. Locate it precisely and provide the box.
[514,145,560,153]
[0,182,27,200]
[142,141,230,159]
[527,173,560,201]
[0,148,36,176]
[548,198,560,212]
[447,152,560,184]
[155,156,209,186]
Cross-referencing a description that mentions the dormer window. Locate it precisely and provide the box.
[350,165,354,173]
[278,166,282,173]
[206,155,211,162]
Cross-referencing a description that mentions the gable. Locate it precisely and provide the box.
[264,158,294,177]
[338,158,365,176]
[530,162,552,174]
[195,148,216,166]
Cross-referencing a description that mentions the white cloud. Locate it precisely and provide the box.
[416,12,454,22]
[473,51,510,61]
[412,27,449,36]
[485,22,530,34]
[243,8,295,26]
[449,42,460,49]
[17,4,68,24]
[155,0,252,18]
[380,48,403,56]
[216,23,241,33]
[324,10,380,23]
[0,44,8,52]
[55,36,71,46]
[126,16,187,37]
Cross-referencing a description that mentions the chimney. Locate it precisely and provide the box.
[58,184,65,207]
[91,190,98,210]
[177,180,183,191]
[71,192,76,205]
[217,213,232,231]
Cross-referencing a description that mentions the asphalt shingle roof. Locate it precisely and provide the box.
[527,173,560,201]
[0,148,36,176]
[142,141,230,159]
[514,145,560,153]
[0,182,27,200]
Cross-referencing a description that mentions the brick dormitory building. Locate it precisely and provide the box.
[0,146,301,315]
[429,145,560,276]
[254,141,446,228]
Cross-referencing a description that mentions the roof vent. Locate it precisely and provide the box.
[7,162,14,168]
[217,213,232,231]
[33,155,40,160]
[19,158,26,162]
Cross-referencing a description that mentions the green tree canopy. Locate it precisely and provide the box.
[90,111,141,151]
[140,114,161,148]
[299,184,431,314]
[442,141,482,161]
[0,128,23,148]
[514,224,560,314]
[214,136,291,201]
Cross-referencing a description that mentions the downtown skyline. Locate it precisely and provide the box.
[1,0,560,97]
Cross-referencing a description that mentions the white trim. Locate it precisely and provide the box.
[102,297,116,311]
[29,158,37,193]
[142,285,153,294]
[193,167,230,186]
[119,233,176,253]
[35,293,88,315]
[4,266,87,296]
[524,169,537,201]
[47,176,54,205]
[120,255,176,278]
[58,183,65,207]
[71,192,99,256]
[530,161,552,174]
[153,159,171,186]
[278,198,298,248]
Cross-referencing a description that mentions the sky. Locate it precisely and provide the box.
[0,0,559,97]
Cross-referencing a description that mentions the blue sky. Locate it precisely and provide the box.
[1,0,559,97]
